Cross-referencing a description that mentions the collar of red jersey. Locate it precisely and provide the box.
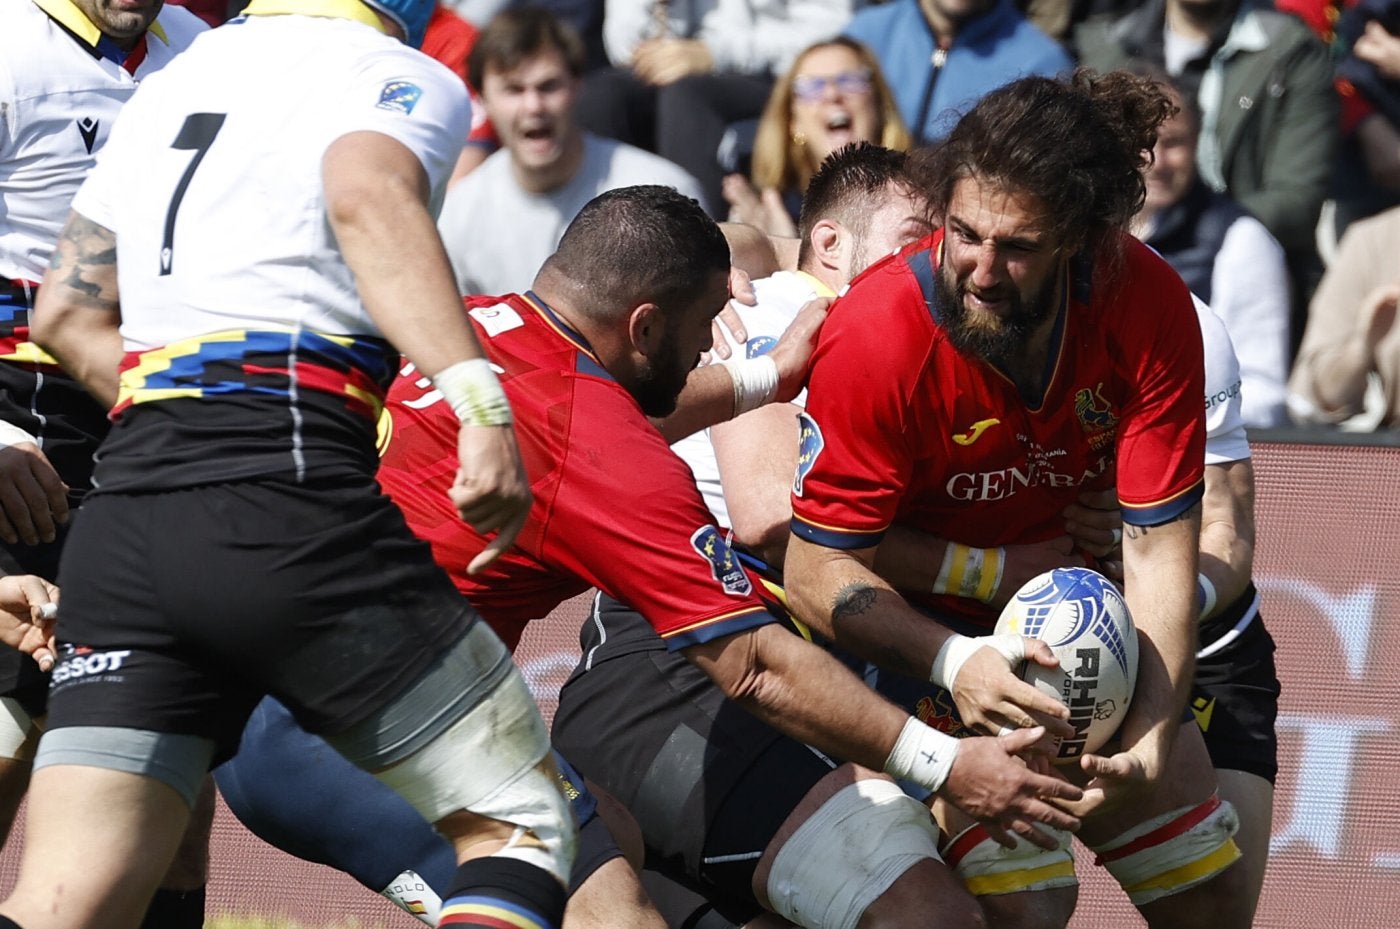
[32,0,168,48]
[241,0,387,34]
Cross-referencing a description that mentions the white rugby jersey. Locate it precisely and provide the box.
[72,9,470,351]
[1196,295,1251,465]
[671,270,834,530]
[0,0,205,282]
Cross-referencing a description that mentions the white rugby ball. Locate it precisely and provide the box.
[994,567,1138,763]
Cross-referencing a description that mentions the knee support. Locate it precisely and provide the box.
[941,824,1077,896]
[368,662,575,885]
[764,777,941,929]
[1091,793,1241,906]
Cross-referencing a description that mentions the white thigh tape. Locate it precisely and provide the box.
[942,824,1077,896]
[1092,794,1241,906]
[374,659,575,883]
[765,778,941,929]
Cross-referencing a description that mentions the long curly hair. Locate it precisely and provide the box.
[916,69,1174,271]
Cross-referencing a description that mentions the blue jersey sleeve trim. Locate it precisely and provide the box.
[1122,480,1205,527]
[790,516,886,550]
[662,605,777,651]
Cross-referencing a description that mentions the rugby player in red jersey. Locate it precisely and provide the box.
[783,71,1251,929]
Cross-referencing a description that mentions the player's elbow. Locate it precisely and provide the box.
[683,628,775,709]
[32,287,93,362]
[727,510,790,570]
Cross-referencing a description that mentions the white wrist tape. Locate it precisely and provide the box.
[930,633,1027,691]
[933,543,1006,602]
[0,421,38,449]
[430,359,512,427]
[722,355,779,416]
[884,717,960,794]
[1197,574,1218,620]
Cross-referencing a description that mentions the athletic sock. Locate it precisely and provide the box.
[139,885,206,929]
[382,869,443,926]
[438,856,566,928]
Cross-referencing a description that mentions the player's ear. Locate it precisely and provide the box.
[809,219,844,270]
[626,302,665,357]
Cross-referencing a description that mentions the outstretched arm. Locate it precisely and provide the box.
[324,131,530,571]
[684,622,1082,847]
[784,535,1074,739]
[1077,505,1201,810]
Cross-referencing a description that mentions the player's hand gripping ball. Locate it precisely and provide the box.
[995,567,1138,763]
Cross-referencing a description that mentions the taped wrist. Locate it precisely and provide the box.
[430,359,512,427]
[721,355,779,416]
[884,717,959,794]
[933,543,1005,602]
[930,633,1025,691]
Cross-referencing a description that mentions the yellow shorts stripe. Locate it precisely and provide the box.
[963,859,1076,896]
[1122,838,1241,899]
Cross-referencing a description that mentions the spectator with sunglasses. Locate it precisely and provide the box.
[844,0,1071,145]
[721,37,911,237]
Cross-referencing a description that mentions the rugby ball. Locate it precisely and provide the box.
[994,567,1138,763]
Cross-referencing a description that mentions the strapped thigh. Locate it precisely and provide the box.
[1090,793,1241,906]
[941,823,1077,896]
[763,777,941,929]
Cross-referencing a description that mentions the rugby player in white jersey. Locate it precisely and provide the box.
[0,0,574,926]
[0,1,210,925]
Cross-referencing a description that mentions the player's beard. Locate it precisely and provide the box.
[632,325,695,418]
[935,262,1059,366]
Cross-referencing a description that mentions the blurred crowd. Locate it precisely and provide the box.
[177,0,1400,433]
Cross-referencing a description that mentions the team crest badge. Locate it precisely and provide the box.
[377,81,423,115]
[690,526,752,597]
[1073,381,1118,450]
[746,336,777,358]
[793,412,824,496]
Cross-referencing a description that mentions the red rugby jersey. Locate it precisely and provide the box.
[378,291,774,651]
[790,230,1205,626]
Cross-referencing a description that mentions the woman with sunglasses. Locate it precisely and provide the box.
[722,38,911,237]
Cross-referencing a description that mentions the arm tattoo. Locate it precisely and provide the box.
[49,213,119,310]
[831,583,878,625]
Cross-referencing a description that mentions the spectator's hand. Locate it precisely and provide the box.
[1355,20,1400,82]
[449,423,533,574]
[767,296,830,402]
[0,574,58,672]
[723,176,798,238]
[940,728,1082,849]
[631,38,714,85]
[0,442,70,547]
[951,639,1075,743]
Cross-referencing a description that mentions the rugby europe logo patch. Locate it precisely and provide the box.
[793,412,824,496]
[690,526,752,597]
[377,81,423,115]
